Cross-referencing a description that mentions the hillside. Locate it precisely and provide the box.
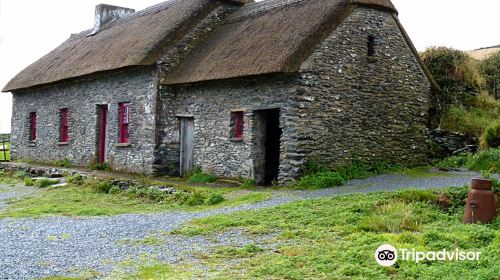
[467,45,500,60]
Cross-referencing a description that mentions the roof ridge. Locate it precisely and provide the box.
[227,0,306,22]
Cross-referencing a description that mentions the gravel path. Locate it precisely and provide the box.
[0,170,487,279]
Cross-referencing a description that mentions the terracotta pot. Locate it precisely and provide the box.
[463,178,497,224]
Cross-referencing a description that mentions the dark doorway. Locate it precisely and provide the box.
[254,109,282,185]
[96,105,108,163]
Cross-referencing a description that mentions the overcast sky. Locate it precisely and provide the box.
[0,0,499,133]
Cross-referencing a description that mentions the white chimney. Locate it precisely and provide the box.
[87,4,135,36]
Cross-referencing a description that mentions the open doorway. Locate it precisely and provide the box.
[254,109,282,185]
[96,105,108,163]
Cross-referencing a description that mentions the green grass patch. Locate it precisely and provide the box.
[0,177,271,218]
[167,188,499,279]
[441,93,500,138]
[187,172,218,184]
[293,160,402,190]
[434,148,500,173]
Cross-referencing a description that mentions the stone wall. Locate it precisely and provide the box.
[296,7,431,168]
[156,75,303,182]
[10,67,158,174]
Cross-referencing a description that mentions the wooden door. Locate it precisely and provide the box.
[179,117,194,177]
[97,105,108,163]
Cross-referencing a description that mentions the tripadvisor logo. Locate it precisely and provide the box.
[375,244,481,267]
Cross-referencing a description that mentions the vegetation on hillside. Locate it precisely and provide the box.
[421,47,500,154]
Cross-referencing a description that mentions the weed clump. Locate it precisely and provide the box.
[187,169,218,183]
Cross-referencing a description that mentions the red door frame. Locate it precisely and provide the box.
[98,105,107,163]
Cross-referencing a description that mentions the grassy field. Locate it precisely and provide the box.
[129,188,499,280]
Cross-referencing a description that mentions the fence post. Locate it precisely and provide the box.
[1,138,6,162]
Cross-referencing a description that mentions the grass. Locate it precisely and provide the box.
[0,177,271,218]
[434,148,500,173]
[292,160,401,190]
[160,188,499,279]
[441,93,500,138]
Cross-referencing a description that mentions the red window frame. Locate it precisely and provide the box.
[60,108,69,142]
[234,111,244,139]
[29,112,37,142]
[119,103,131,143]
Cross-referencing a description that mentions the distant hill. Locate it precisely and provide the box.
[467,45,500,60]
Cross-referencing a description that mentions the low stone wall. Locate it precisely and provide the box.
[0,162,83,178]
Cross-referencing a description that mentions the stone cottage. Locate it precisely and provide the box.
[2,0,436,184]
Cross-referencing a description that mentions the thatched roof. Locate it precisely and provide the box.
[4,0,437,91]
[3,0,219,92]
[163,0,401,85]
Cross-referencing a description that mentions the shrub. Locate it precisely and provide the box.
[188,172,218,183]
[35,178,60,188]
[205,193,225,205]
[93,181,114,194]
[66,174,84,185]
[294,171,345,190]
[24,178,35,186]
[480,120,500,149]
[434,152,473,169]
[0,170,6,177]
[184,192,207,206]
[467,148,500,173]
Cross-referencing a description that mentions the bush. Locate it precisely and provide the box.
[434,152,473,169]
[205,193,225,205]
[294,171,345,189]
[467,148,500,173]
[24,178,35,186]
[35,178,60,188]
[188,172,218,183]
[480,120,500,149]
[66,174,84,185]
[184,192,207,206]
[421,47,486,127]
[93,181,114,194]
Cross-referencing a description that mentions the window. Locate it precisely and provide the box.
[59,108,69,143]
[29,112,37,142]
[119,103,131,143]
[368,35,376,56]
[230,111,244,140]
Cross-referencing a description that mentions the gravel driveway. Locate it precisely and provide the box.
[0,170,486,279]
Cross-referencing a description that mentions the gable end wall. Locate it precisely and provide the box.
[297,7,431,168]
